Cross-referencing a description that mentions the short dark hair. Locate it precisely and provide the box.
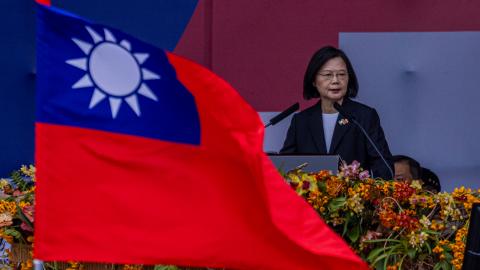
[421,168,441,192]
[303,46,359,100]
[393,155,421,179]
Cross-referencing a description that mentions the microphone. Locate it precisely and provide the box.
[264,102,299,128]
[333,102,394,179]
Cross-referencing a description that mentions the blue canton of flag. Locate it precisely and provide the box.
[36,4,200,145]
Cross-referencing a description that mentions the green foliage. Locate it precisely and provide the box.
[283,163,476,270]
[328,196,346,212]
[9,170,31,192]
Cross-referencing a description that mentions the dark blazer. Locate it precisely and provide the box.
[280,98,393,179]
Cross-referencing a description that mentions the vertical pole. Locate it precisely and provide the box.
[462,203,480,270]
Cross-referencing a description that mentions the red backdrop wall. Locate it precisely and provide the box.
[174,0,480,111]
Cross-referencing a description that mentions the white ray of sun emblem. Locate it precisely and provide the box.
[66,26,160,118]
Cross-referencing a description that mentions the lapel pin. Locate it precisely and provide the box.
[338,118,349,126]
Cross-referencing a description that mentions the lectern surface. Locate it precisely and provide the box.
[268,154,339,174]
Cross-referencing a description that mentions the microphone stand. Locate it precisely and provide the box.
[333,102,394,179]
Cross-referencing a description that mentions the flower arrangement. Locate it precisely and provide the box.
[0,165,35,269]
[283,161,479,270]
[1,163,478,270]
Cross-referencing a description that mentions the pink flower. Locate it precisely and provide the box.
[340,160,363,178]
[351,161,361,172]
[359,170,370,180]
[360,230,383,243]
[21,222,33,232]
[22,205,34,223]
[20,205,34,232]
[0,221,12,227]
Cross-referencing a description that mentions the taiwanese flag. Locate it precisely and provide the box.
[35,4,368,270]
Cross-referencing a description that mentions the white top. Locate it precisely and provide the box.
[322,112,339,153]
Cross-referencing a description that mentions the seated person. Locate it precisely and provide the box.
[393,155,441,192]
[393,155,420,181]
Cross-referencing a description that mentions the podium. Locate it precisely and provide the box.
[268,154,340,174]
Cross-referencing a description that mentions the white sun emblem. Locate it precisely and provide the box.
[66,26,160,118]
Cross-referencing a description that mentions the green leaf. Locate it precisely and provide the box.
[348,224,360,243]
[407,248,416,259]
[423,229,441,235]
[398,254,407,270]
[374,260,386,270]
[437,260,452,270]
[10,170,31,192]
[425,241,432,254]
[342,213,352,236]
[444,252,453,261]
[367,247,386,262]
[3,228,21,239]
[317,181,327,192]
[401,240,409,252]
[328,196,346,212]
[372,252,402,266]
[363,238,403,244]
[383,244,402,270]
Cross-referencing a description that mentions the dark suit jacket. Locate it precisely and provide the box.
[280,98,393,179]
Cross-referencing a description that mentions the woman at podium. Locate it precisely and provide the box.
[280,46,393,179]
